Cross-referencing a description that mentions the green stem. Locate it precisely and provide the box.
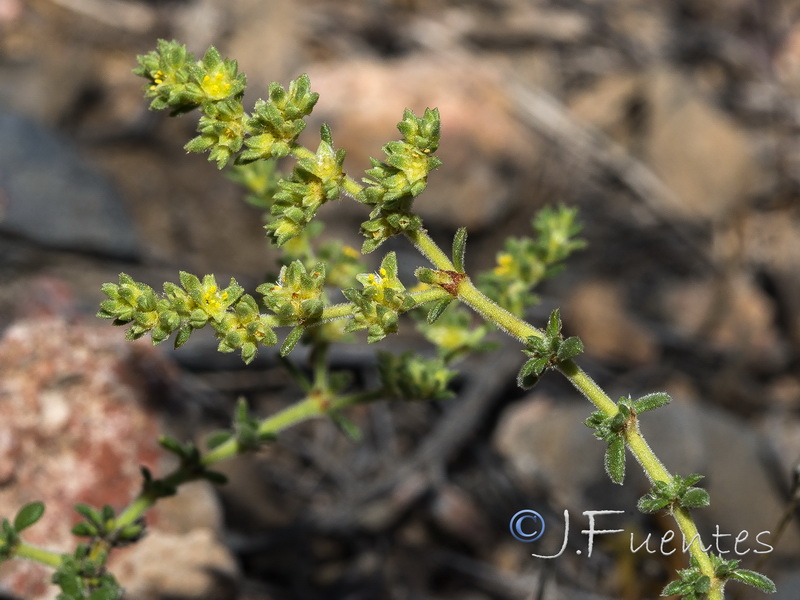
[291,145,316,162]
[262,302,353,329]
[457,276,541,343]
[115,267,449,530]
[624,422,670,483]
[203,388,382,465]
[557,359,618,419]
[674,506,720,596]
[341,175,363,198]
[115,388,385,530]
[407,229,543,342]
[405,229,456,271]
[14,541,63,568]
[406,227,721,593]
[264,287,451,330]
[117,494,157,530]
[289,146,363,198]
[311,342,329,391]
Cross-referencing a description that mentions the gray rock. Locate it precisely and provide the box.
[0,112,138,258]
[643,67,759,221]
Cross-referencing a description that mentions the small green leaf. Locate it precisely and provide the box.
[517,358,543,390]
[74,504,101,525]
[680,487,710,509]
[201,470,228,485]
[173,327,191,350]
[158,435,186,457]
[633,392,671,413]
[320,123,333,145]
[331,411,362,443]
[241,341,257,364]
[427,298,453,324]
[379,251,398,278]
[661,579,685,596]
[517,373,539,390]
[179,271,201,292]
[89,582,123,600]
[638,494,670,514]
[415,267,437,285]
[605,435,625,484]
[100,505,114,524]
[71,522,96,537]
[556,336,583,362]
[280,325,305,356]
[205,430,233,450]
[682,473,705,487]
[728,569,776,593]
[452,227,467,272]
[235,397,249,423]
[13,502,45,533]
[545,309,561,338]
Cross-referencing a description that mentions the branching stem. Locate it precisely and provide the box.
[405,227,720,595]
[115,388,384,531]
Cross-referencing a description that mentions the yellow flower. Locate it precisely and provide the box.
[342,245,360,259]
[149,70,166,91]
[201,285,229,318]
[202,72,233,99]
[493,253,515,276]
[364,268,391,303]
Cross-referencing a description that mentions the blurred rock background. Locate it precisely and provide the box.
[1,0,799,598]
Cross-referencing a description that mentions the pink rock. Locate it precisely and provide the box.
[0,318,234,599]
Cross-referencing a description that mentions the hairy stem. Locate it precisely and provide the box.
[113,285,449,531]
[115,388,385,531]
[557,359,621,423]
[262,287,451,330]
[674,503,720,597]
[405,228,457,272]
[406,227,719,591]
[13,542,63,568]
[202,388,384,465]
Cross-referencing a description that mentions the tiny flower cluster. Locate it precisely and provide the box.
[185,73,319,171]
[136,41,247,169]
[266,127,346,245]
[479,205,586,315]
[357,108,442,252]
[184,98,247,169]
[135,40,245,115]
[416,304,495,363]
[97,272,277,364]
[342,252,414,342]
[257,261,327,323]
[377,351,456,401]
[239,75,319,162]
[257,261,328,354]
[135,41,320,172]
